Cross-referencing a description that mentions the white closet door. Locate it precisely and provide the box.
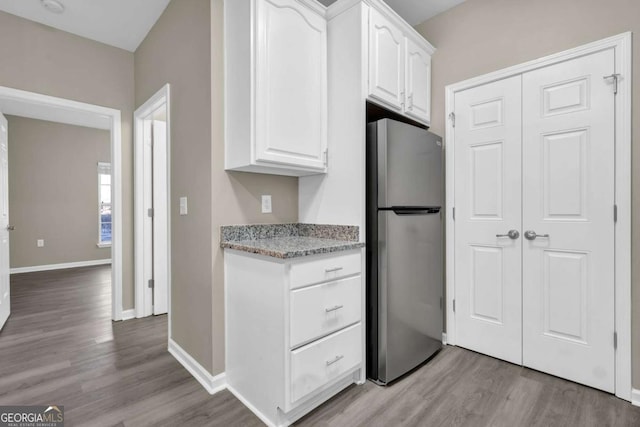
[0,114,9,331]
[453,76,523,365]
[522,49,616,392]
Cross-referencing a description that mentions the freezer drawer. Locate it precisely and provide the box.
[376,209,443,383]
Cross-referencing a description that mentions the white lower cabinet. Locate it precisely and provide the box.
[290,276,361,348]
[291,324,362,403]
[225,249,365,427]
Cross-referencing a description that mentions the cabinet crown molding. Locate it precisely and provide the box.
[326,0,436,55]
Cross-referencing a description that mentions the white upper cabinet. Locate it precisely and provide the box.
[366,4,435,125]
[225,0,328,176]
[368,7,405,111]
[404,37,432,123]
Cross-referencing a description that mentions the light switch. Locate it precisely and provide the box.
[261,195,272,214]
[180,197,188,216]
[37,239,44,247]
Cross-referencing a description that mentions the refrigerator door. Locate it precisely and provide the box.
[377,119,442,208]
[377,208,443,383]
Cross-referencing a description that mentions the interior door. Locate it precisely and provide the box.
[368,7,404,111]
[152,119,168,315]
[404,37,431,124]
[522,49,616,392]
[453,76,523,365]
[142,117,154,317]
[0,113,10,330]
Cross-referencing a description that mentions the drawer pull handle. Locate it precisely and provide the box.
[326,355,344,366]
[325,305,344,313]
[325,267,344,273]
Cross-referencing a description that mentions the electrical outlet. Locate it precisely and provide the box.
[261,195,272,214]
[37,239,44,248]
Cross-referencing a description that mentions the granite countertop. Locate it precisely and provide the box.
[220,224,365,259]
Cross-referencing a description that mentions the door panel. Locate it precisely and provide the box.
[404,37,431,123]
[454,76,522,365]
[368,7,404,111]
[378,209,442,383]
[522,49,615,392]
[152,120,168,315]
[0,113,9,330]
[255,0,327,170]
[377,120,442,208]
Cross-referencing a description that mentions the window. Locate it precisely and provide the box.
[98,162,112,247]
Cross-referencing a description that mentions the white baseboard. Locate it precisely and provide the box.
[227,385,276,427]
[10,259,112,275]
[632,388,640,407]
[168,338,226,395]
[121,309,136,321]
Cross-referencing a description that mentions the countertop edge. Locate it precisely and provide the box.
[220,241,365,260]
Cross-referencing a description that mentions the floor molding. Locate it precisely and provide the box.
[226,385,275,427]
[10,259,112,275]
[632,388,640,407]
[168,338,226,395]
[121,309,136,321]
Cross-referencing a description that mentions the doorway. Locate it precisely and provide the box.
[445,34,632,400]
[0,86,124,324]
[134,85,170,318]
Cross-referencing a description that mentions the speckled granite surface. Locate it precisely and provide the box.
[220,224,364,259]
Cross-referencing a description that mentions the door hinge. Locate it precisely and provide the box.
[440,297,443,310]
[449,112,456,128]
[614,331,618,349]
[148,279,155,289]
[323,148,329,168]
[453,207,456,220]
[453,299,456,313]
[148,208,154,218]
[603,73,621,95]
[614,204,618,223]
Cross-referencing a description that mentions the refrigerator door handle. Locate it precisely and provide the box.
[391,207,441,216]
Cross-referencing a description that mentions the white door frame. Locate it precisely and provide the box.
[444,32,632,401]
[134,84,171,319]
[0,86,124,321]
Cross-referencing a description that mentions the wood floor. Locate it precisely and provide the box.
[2,266,639,426]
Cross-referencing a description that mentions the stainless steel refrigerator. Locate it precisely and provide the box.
[366,118,443,385]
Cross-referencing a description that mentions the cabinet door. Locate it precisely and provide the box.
[254,0,327,171]
[404,38,431,124]
[368,7,404,111]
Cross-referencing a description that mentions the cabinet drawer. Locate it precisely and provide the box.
[290,323,362,403]
[290,251,362,289]
[290,276,361,348]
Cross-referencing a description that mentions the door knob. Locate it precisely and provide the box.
[496,230,519,239]
[524,230,549,240]
[6,225,14,231]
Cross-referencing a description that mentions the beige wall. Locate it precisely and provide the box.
[415,0,640,387]
[0,12,135,309]
[8,116,111,268]
[135,0,298,375]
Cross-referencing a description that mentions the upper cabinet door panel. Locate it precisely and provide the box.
[368,8,405,111]
[255,0,327,170]
[404,37,431,124]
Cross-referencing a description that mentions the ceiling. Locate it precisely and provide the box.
[318,0,466,25]
[0,0,171,52]
[0,0,462,53]
[382,0,466,26]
